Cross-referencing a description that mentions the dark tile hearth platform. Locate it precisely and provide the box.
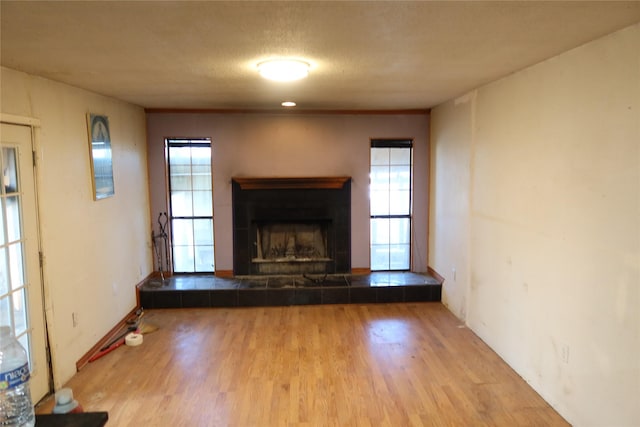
[139,272,442,309]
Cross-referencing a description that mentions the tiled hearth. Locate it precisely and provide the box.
[139,272,442,309]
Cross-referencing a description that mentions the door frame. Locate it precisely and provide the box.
[1,113,53,400]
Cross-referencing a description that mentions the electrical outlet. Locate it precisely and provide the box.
[452,267,457,281]
[72,312,79,328]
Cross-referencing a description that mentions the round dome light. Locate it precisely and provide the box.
[258,59,310,82]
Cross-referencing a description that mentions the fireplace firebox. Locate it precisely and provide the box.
[232,177,351,275]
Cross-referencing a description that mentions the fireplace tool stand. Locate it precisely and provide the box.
[150,212,169,286]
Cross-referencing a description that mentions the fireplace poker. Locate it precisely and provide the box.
[152,229,165,282]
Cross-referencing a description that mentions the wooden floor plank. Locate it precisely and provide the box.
[36,303,569,426]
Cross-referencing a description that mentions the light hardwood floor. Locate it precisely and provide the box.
[36,303,569,426]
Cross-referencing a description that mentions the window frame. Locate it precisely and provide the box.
[166,138,215,273]
[369,139,413,271]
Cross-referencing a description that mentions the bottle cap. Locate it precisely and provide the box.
[52,388,79,414]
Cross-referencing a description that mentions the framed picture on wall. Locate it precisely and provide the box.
[87,113,115,200]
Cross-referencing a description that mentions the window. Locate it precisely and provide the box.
[370,139,412,271]
[167,138,214,273]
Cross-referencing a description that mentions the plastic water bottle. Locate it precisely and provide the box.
[0,326,35,427]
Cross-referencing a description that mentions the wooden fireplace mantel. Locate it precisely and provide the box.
[232,176,351,190]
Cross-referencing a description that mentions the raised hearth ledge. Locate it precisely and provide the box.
[232,176,351,190]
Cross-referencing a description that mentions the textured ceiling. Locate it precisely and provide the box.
[1,1,639,111]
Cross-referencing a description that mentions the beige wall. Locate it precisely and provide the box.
[1,67,151,387]
[429,92,474,319]
[430,24,639,426]
[146,112,430,272]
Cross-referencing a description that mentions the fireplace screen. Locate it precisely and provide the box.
[254,222,330,262]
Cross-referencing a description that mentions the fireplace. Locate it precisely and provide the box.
[232,177,351,275]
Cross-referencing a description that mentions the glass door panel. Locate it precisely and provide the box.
[1,123,49,400]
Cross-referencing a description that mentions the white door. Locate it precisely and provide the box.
[0,122,49,401]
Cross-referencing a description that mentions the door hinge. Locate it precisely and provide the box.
[32,150,37,167]
[39,251,44,268]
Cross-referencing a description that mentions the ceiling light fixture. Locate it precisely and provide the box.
[257,59,310,82]
[281,101,296,107]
